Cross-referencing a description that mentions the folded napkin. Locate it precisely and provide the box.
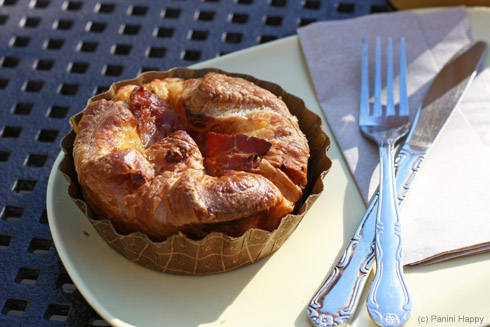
[298,7,490,266]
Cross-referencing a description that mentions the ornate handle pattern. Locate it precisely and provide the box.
[307,145,426,327]
[308,196,376,327]
[366,142,412,326]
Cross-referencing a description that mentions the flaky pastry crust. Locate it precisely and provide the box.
[73,73,309,241]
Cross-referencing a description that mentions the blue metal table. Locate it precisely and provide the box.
[0,0,393,325]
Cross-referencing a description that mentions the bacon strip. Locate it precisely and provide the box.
[204,132,271,156]
[129,86,187,147]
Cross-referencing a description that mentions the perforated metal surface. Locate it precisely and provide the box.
[0,0,393,325]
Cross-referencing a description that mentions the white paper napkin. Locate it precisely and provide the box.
[298,7,490,266]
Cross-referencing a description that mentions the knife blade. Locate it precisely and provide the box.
[307,40,487,327]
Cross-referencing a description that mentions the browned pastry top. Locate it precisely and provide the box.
[73,72,310,241]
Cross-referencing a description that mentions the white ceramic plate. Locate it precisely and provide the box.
[47,7,490,327]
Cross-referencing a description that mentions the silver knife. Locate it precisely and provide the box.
[307,40,487,327]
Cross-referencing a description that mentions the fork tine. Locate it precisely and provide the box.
[386,37,395,115]
[360,37,370,123]
[399,37,409,116]
[373,37,382,117]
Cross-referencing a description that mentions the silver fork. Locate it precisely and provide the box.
[360,37,412,327]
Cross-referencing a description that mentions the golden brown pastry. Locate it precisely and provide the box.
[73,73,309,241]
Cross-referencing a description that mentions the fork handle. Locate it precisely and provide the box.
[367,141,412,327]
[307,146,425,327]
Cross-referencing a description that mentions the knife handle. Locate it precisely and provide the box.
[308,198,377,327]
[395,145,427,205]
[307,146,427,327]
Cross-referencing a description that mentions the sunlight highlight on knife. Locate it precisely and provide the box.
[307,40,487,327]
